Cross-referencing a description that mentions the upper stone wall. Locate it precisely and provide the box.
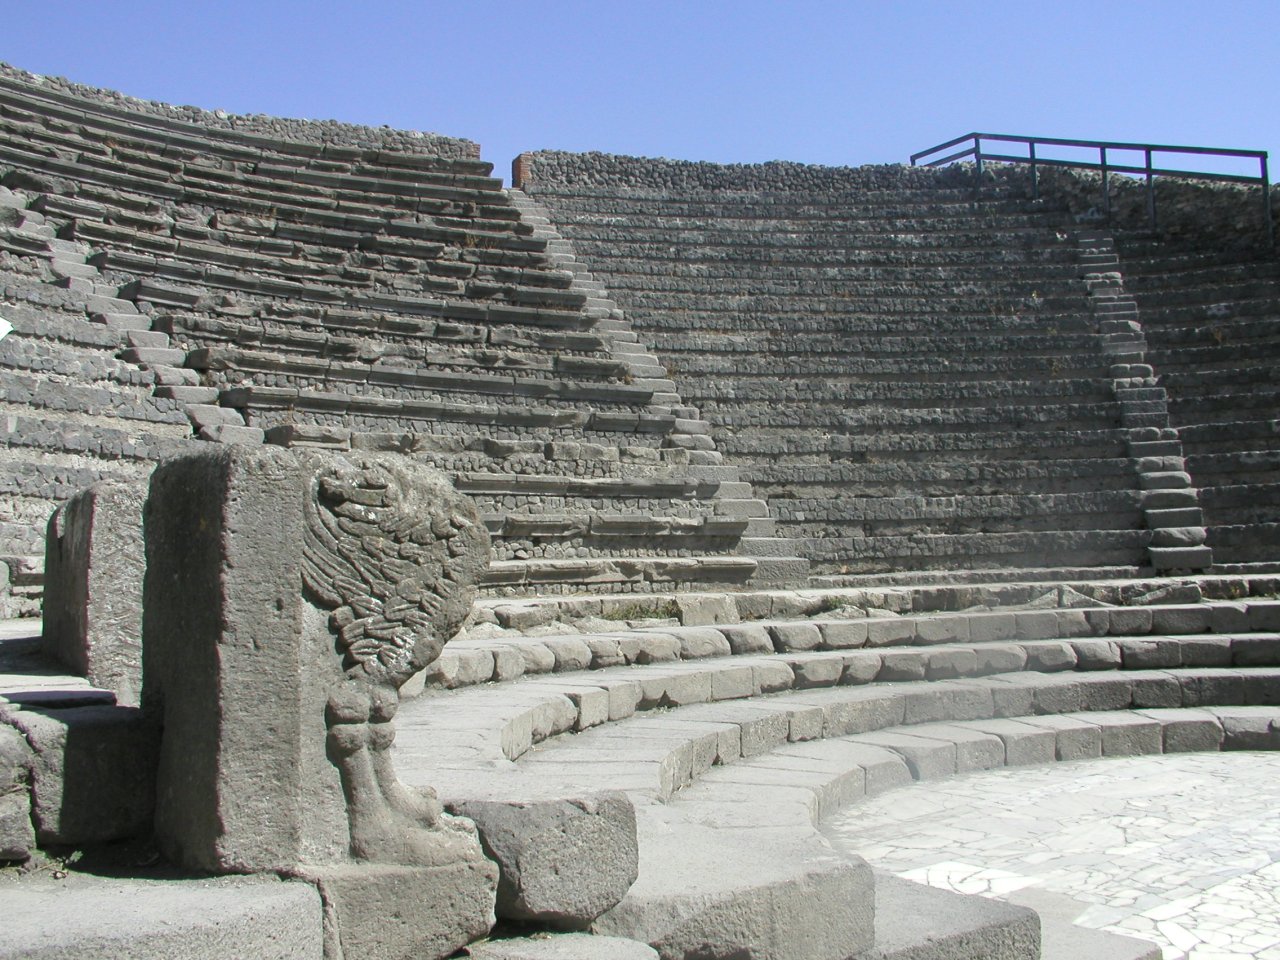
[0,63,480,161]
[514,150,973,194]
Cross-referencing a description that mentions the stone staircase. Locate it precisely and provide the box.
[516,153,1154,579]
[0,67,800,600]
[1114,240,1280,568]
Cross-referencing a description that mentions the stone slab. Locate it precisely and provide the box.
[867,872,1039,960]
[301,860,496,960]
[592,816,874,960]
[466,934,659,959]
[0,872,324,960]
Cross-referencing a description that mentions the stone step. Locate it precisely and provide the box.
[654,375,1117,406]
[799,528,1150,574]
[121,275,590,331]
[0,369,189,427]
[161,315,622,378]
[424,598,1280,693]
[98,248,582,313]
[402,652,1280,803]
[455,472,723,501]
[218,385,677,436]
[551,213,1078,241]
[630,302,1090,329]
[0,128,508,217]
[718,427,1129,460]
[864,874,1041,960]
[697,400,1123,433]
[744,456,1136,489]
[597,269,1084,298]
[770,491,1141,528]
[591,255,1082,283]
[0,871,324,960]
[161,305,612,356]
[0,77,490,174]
[190,346,652,407]
[480,556,759,590]
[480,512,750,540]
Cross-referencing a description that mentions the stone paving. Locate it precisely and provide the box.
[823,753,1280,959]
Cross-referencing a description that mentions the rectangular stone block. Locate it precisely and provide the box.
[143,445,339,873]
[2,701,156,846]
[966,718,1057,766]
[42,481,146,705]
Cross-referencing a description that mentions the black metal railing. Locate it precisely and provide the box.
[911,133,1273,247]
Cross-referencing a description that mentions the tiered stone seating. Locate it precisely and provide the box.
[0,198,190,614]
[384,580,1280,959]
[1117,242,1280,566]
[516,154,1149,578]
[0,67,801,597]
[11,575,1276,958]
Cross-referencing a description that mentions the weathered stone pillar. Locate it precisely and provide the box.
[142,445,497,960]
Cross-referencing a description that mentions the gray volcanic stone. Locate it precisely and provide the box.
[593,818,874,960]
[142,445,336,872]
[301,862,496,960]
[675,595,737,626]
[42,481,145,705]
[868,873,1039,960]
[2,702,157,845]
[0,724,35,861]
[466,934,658,959]
[0,872,324,960]
[451,792,639,928]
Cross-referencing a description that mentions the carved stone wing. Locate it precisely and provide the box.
[301,454,490,684]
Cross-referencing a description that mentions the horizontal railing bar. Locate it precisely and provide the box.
[968,133,1267,161]
[913,134,1267,172]
[909,132,981,164]
[918,147,977,168]
[979,153,1265,184]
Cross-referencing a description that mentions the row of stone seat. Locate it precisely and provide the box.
[0,89,506,207]
[427,596,1280,690]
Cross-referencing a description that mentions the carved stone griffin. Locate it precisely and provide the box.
[300,453,490,866]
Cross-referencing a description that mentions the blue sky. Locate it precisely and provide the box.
[4,1,1275,184]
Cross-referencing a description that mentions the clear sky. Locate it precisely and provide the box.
[3,1,1275,184]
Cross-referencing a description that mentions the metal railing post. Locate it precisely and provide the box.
[1029,141,1038,199]
[1145,148,1157,231]
[973,137,983,198]
[1101,146,1110,221]
[1262,154,1274,249]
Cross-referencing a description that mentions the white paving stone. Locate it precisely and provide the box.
[823,753,1280,959]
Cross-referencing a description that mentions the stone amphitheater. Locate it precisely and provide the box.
[1,63,1279,960]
